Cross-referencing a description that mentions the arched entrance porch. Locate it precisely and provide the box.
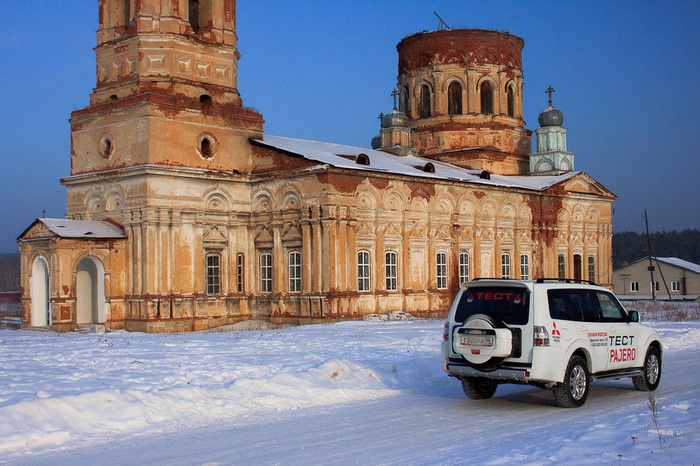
[30,256,51,327]
[76,256,106,324]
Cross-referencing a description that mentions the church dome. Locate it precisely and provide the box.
[382,109,409,128]
[371,133,382,150]
[538,105,564,127]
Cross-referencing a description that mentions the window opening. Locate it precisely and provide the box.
[630,281,639,292]
[437,252,447,289]
[459,253,470,285]
[480,81,493,114]
[189,0,200,32]
[506,85,515,117]
[672,281,681,292]
[201,137,213,158]
[236,253,244,293]
[501,253,511,278]
[385,252,398,291]
[401,87,410,118]
[420,85,431,118]
[448,81,462,115]
[358,251,371,291]
[260,253,273,293]
[206,253,221,295]
[520,254,529,280]
[355,154,370,166]
[588,255,595,282]
[558,254,566,279]
[289,251,302,293]
[573,254,582,281]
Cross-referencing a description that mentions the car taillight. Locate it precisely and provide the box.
[443,322,449,340]
[533,325,550,347]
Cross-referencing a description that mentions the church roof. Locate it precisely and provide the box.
[18,218,126,241]
[255,135,579,192]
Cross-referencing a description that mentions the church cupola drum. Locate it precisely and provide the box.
[396,29,531,175]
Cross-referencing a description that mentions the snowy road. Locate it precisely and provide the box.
[2,321,699,464]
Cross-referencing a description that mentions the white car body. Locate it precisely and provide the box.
[442,279,663,407]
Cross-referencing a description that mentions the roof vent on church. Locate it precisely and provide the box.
[479,170,490,180]
[200,94,213,104]
[356,154,370,166]
[423,163,435,173]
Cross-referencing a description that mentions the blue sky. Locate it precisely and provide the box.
[1,1,699,253]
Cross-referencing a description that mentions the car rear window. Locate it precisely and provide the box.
[454,287,530,325]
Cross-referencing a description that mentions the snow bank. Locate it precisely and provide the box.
[0,320,697,461]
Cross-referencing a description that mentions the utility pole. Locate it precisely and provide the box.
[645,209,656,301]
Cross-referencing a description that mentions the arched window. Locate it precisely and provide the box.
[459,253,470,284]
[355,153,370,166]
[401,87,410,118]
[385,251,398,291]
[501,253,511,278]
[507,84,515,117]
[358,251,371,291]
[436,252,447,289]
[206,253,221,295]
[189,0,200,32]
[448,82,462,115]
[420,85,431,118]
[520,254,529,280]
[480,81,493,115]
[289,251,302,293]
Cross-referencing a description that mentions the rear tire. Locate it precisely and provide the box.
[633,346,661,391]
[461,377,498,400]
[553,356,589,408]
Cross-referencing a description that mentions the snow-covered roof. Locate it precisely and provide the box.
[255,135,578,192]
[38,218,126,239]
[656,257,700,275]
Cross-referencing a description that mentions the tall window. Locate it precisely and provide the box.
[189,0,200,32]
[506,85,515,117]
[480,81,493,114]
[289,251,302,293]
[436,253,447,289]
[501,253,511,279]
[420,85,431,118]
[401,87,410,118]
[358,251,371,291]
[588,255,595,282]
[236,253,244,293]
[520,254,529,280]
[558,254,566,279]
[260,253,273,293]
[206,253,221,295]
[573,254,582,281]
[448,82,462,115]
[385,252,398,291]
[459,253,470,285]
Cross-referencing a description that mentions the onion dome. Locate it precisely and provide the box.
[371,133,382,150]
[382,109,409,129]
[538,105,564,127]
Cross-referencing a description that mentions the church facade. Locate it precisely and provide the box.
[18,0,615,332]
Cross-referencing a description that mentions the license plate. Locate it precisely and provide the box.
[460,335,494,347]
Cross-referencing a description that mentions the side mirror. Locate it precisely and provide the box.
[628,311,639,323]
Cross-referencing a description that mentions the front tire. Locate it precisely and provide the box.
[461,377,498,400]
[553,356,589,408]
[633,346,661,391]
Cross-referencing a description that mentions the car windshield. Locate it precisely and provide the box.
[454,286,530,325]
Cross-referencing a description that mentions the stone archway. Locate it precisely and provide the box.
[76,256,106,324]
[30,256,51,327]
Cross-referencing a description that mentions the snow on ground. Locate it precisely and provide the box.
[1,319,699,464]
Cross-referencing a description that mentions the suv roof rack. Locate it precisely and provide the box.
[535,278,598,285]
[470,278,519,281]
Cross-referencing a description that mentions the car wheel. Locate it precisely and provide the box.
[633,346,661,391]
[553,355,589,408]
[461,377,498,400]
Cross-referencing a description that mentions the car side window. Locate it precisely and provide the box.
[596,291,627,322]
[580,290,602,322]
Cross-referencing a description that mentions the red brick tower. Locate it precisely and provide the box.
[396,29,531,175]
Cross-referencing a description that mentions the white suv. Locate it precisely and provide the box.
[441,279,662,407]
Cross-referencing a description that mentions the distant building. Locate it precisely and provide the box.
[613,257,700,300]
[17,0,615,332]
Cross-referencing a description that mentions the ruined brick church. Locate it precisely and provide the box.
[18,0,615,332]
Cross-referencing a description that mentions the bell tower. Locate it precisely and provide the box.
[68,0,263,179]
